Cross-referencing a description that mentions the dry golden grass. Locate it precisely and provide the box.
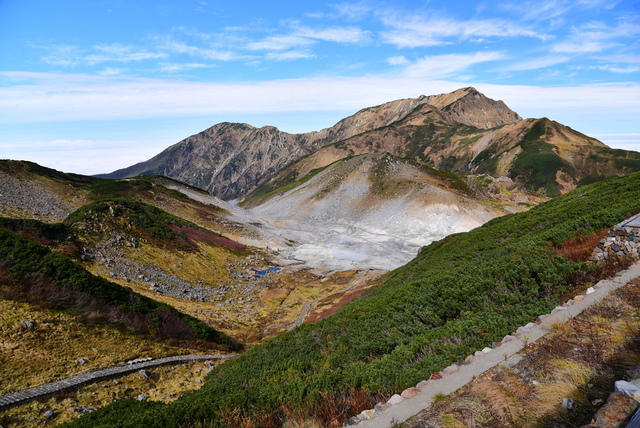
[0,299,201,395]
[2,359,221,427]
[0,297,231,427]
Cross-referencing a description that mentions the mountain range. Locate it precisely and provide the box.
[4,88,640,426]
[101,87,640,200]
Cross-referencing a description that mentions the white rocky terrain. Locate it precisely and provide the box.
[173,154,525,271]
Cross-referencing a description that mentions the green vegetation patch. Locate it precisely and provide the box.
[511,120,569,196]
[405,120,482,166]
[0,226,238,349]
[62,171,640,426]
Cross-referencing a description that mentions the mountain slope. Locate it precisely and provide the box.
[60,170,640,428]
[248,102,637,199]
[99,88,522,200]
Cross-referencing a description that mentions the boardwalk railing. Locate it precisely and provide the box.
[0,354,236,412]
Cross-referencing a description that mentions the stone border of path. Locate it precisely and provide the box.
[0,354,235,412]
[349,262,640,427]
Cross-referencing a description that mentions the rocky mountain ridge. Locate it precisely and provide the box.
[100,87,523,200]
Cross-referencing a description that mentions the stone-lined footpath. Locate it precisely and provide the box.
[348,214,640,427]
[347,262,640,427]
[0,354,235,412]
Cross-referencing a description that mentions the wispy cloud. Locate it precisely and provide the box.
[501,0,621,21]
[5,71,637,125]
[85,44,168,63]
[500,55,569,71]
[379,14,549,48]
[1,138,174,175]
[41,44,83,66]
[402,52,507,78]
[552,20,640,54]
[266,51,316,61]
[245,35,315,51]
[387,56,409,66]
[159,39,246,61]
[294,25,370,43]
[593,64,640,74]
[328,2,372,20]
[157,62,215,72]
[41,43,168,66]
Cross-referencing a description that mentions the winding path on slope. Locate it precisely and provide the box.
[0,354,236,412]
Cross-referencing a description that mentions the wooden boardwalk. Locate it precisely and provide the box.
[0,354,235,412]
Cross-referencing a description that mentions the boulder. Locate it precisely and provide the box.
[20,320,36,329]
[615,380,640,401]
[360,409,375,420]
[442,364,460,374]
[581,392,639,427]
[386,394,404,406]
[401,387,421,399]
[626,364,640,380]
[43,410,55,419]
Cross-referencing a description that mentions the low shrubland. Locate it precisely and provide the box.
[58,172,640,427]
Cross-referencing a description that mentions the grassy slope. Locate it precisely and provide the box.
[61,172,640,427]
[0,222,238,350]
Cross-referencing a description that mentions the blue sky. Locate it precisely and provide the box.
[0,0,639,175]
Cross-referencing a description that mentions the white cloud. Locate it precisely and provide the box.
[593,64,640,74]
[1,73,639,174]
[501,0,573,21]
[86,44,168,63]
[1,139,173,175]
[591,134,640,153]
[157,62,215,72]
[41,43,168,67]
[500,55,569,71]
[2,71,638,129]
[295,26,370,43]
[387,56,409,66]
[500,0,621,21]
[266,51,316,61]
[98,67,128,76]
[329,2,371,20]
[41,44,83,66]
[380,14,548,48]
[159,39,245,61]
[552,20,640,54]
[245,35,315,51]
[402,52,507,78]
